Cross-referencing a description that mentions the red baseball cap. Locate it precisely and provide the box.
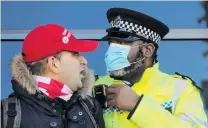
[22,24,99,62]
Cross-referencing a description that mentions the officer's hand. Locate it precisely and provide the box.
[106,84,140,111]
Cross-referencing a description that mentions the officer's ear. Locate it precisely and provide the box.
[142,43,155,58]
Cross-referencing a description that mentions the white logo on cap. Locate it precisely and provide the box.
[62,36,69,44]
[66,33,71,38]
[62,28,72,44]
[62,28,67,36]
[112,16,122,28]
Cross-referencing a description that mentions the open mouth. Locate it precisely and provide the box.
[80,70,87,80]
[80,66,88,80]
[80,74,84,80]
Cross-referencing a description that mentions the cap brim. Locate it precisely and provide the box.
[67,39,99,52]
[101,33,142,42]
[101,34,110,41]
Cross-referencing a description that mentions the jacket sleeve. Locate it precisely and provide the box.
[127,82,208,128]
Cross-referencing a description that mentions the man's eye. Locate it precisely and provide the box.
[73,52,80,56]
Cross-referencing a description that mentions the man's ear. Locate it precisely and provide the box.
[47,56,60,74]
[142,43,155,58]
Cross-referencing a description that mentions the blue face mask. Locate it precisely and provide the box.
[104,43,145,72]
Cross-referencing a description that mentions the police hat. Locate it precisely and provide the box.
[102,8,169,44]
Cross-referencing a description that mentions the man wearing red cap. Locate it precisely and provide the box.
[1,24,104,128]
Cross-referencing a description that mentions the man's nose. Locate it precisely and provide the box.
[78,56,87,66]
[79,56,87,74]
[78,56,88,72]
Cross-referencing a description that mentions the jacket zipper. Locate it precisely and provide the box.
[62,110,66,128]
[79,99,98,128]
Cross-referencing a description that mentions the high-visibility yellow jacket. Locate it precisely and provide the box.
[95,63,208,128]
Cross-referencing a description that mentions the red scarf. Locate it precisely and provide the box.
[35,76,73,101]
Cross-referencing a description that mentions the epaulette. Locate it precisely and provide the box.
[174,72,203,92]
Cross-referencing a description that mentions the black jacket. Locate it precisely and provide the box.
[2,81,104,128]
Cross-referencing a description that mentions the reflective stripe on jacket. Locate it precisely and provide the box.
[95,63,208,128]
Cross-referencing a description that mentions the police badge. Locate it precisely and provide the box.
[110,15,122,28]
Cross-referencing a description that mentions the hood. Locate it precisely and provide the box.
[11,55,95,97]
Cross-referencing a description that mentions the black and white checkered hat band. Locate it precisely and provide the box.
[110,20,161,44]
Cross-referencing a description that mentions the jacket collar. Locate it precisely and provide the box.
[12,79,81,115]
[132,62,172,98]
[132,63,160,92]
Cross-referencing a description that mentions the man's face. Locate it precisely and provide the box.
[57,51,87,91]
[107,39,146,80]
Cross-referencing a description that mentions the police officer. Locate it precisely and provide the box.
[94,8,208,128]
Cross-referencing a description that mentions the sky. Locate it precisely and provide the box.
[1,1,208,98]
